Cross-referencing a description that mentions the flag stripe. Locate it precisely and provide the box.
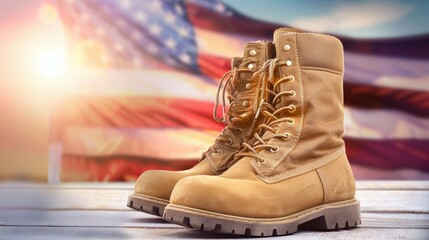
[61,155,198,182]
[64,68,216,98]
[345,138,429,172]
[344,82,429,117]
[344,108,429,140]
[194,27,256,58]
[351,163,429,180]
[61,96,224,130]
[344,52,429,90]
[61,126,219,159]
[186,1,429,59]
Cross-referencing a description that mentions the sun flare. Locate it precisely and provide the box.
[38,50,66,78]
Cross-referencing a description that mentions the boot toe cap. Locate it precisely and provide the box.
[134,170,183,200]
[170,175,232,212]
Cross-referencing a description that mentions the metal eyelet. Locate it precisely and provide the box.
[226,139,233,146]
[212,149,221,156]
[270,146,279,152]
[242,101,250,107]
[287,119,294,124]
[257,159,266,165]
[245,83,252,89]
[288,104,296,113]
[283,44,291,51]
[249,49,256,56]
[286,60,292,66]
[289,90,296,97]
[248,63,254,70]
[283,133,291,140]
[288,75,295,81]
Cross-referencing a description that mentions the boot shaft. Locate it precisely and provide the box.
[251,29,346,182]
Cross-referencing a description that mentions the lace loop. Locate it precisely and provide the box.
[204,60,257,160]
[236,58,295,162]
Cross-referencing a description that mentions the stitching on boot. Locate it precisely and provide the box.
[215,151,237,171]
[259,146,345,183]
[316,168,329,204]
[300,66,343,76]
[266,32,305,176]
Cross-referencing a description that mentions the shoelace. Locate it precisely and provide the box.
[205,60,254,156]
[236,58,295,163]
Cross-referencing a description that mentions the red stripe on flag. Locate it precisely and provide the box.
[345,138,429,172]
[61,96,224,130]
[344,82,429,117]
[61,155,198,182]
[198,53,231,79]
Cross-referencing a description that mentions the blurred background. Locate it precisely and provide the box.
[1,0,428,182]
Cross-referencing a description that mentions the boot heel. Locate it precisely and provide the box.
[300,201,361,230]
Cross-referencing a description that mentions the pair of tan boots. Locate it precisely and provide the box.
[127,28,361,237]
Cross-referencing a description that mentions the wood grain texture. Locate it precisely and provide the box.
[1,188,428,213]
[0,181,428,239]
[0,226,428,240]
[0,210,428,229]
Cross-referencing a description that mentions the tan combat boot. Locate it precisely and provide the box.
[127,41,275,216]
[164,28,361,236]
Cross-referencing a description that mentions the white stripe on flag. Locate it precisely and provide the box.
[63,68,217,101]
[345,107,429,139]
[345,52,429,90]
[194,27,258,58]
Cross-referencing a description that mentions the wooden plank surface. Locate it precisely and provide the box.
[1,186,428,213]
[0,181,428,239]
[1,227,429,240]
[1,210,428,229]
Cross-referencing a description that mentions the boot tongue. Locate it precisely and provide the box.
[238,41,274,70]
[230,41,274,102]
[228,41,274,126]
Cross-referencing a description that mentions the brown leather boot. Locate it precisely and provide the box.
[127,41,275,216]
[164,28,361,236]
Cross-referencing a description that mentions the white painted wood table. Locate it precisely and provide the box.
[0,181,428,239]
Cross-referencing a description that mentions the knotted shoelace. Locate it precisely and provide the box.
[204,60,255,156]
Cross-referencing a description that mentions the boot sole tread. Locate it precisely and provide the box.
[164,199,361,236]
[127,193,169,217]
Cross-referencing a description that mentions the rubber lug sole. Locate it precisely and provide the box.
[163,200,361,236]
[127,193,169,217]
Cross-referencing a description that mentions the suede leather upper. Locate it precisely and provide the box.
[134,42,275,200]
[169,29,356,219]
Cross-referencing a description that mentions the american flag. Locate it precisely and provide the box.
[53,0,429,181]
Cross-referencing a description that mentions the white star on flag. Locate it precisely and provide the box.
[179,53,191,64]
[149,24,162,36]
[165,38,177,49]
[134,11,147,22]
[165,12,176,24]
